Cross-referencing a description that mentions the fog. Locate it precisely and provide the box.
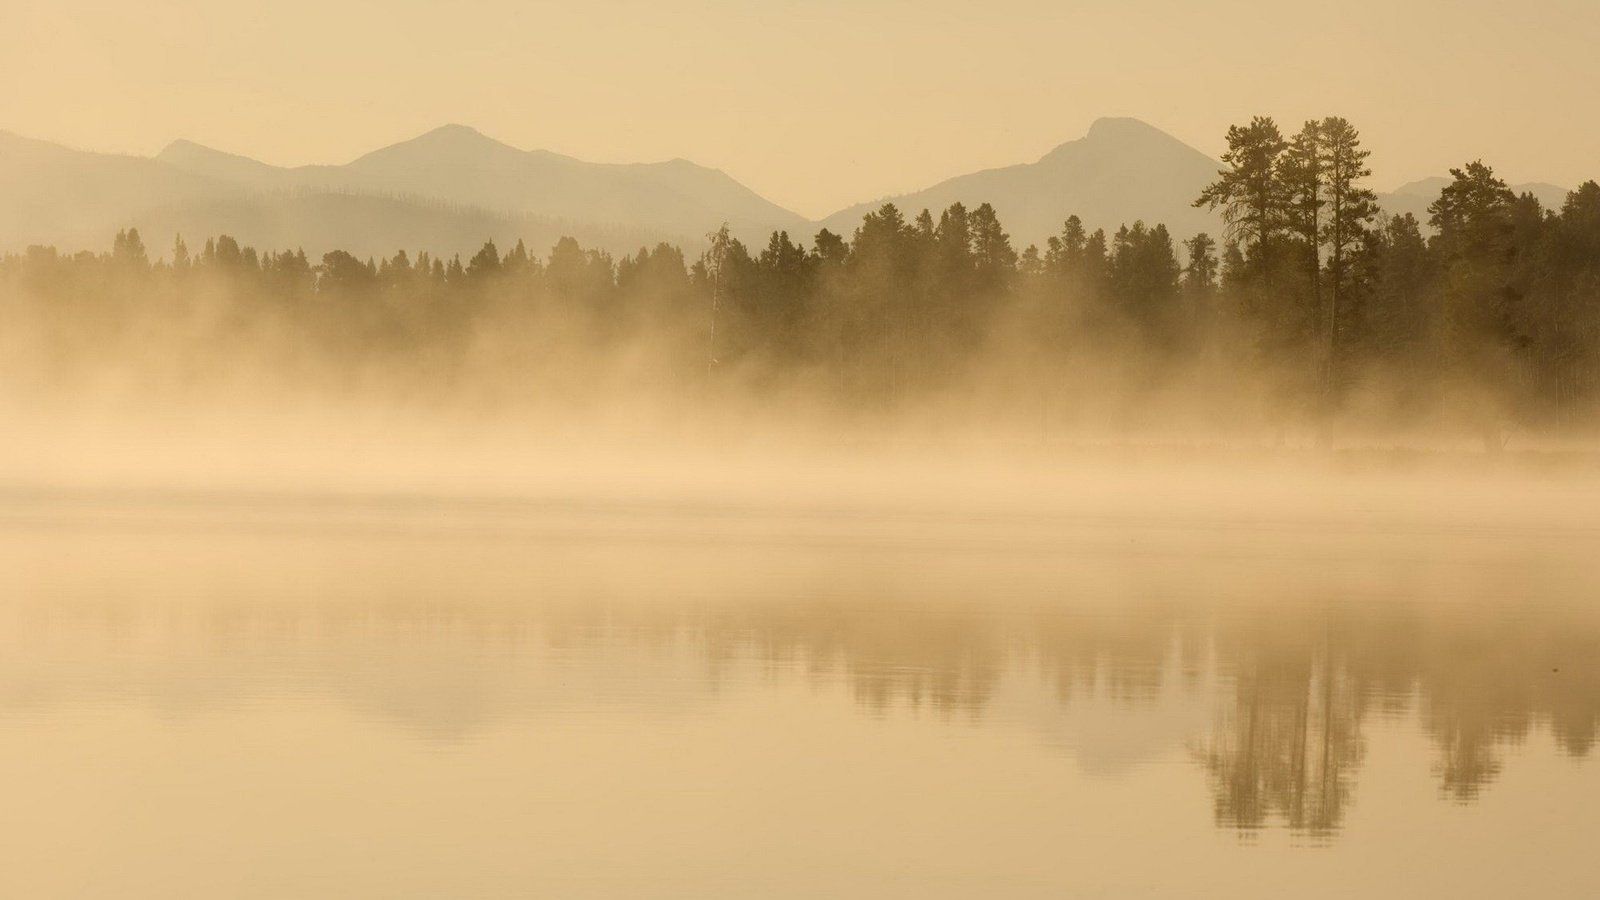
[6,221,1600,900]
[3,235,1598,515]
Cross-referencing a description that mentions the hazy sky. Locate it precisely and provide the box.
[4,0,1597,219]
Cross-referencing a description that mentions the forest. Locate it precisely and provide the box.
[4,116,1599,447]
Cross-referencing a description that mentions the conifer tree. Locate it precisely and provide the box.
[1318,117,1378,391]
[1195,117,1288,258]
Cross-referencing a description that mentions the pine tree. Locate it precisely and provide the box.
[1429,161,1520,446]
[171,235,190,272]
[1195,117,1289,258]
[1183,233,1219,297]
[1318,117,1378,392]
[467,240,501,281]
[1045,215,1088,276]
[1279,120,1326,336]
[968,202,1017,292]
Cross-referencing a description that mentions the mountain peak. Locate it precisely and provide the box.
[418,123,490,141]
[157,138,253,164]
[1037,117,1214,169]
[351,123,526,167]
[158,138,202,155]
[1084,116,1166,140]
[154,138,280,187]
[817,115,1227,246]
[401,123,520,154]
[1391,176,1449,198]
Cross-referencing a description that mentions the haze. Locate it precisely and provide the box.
[6,3,1600,896]
[5,0,1599,218]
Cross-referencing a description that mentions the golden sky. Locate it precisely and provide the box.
[3,0,1597,218]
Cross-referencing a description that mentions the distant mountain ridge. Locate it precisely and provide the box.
[0,120,1576,260]
[817,119,1575,249]
[1379,176,1572,225]
[0,125,807,259]
[819,118,1227,247]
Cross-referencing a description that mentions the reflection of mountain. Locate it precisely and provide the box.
[2,514,1598,839]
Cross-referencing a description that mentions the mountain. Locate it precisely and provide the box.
[349,125,809,237]
[0,130,243,253]
[815,118,1576,250]
[819,118,1227,247]
[3,121,1579,262]
[1,125,807,259]
[1378,176,1572,225]
[153,124,808,244]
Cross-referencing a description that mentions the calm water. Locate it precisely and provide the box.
[2,483,1599,898]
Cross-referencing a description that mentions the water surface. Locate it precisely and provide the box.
[2,483,1598,898]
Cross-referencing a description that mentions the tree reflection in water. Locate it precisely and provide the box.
[3,529,1598,841]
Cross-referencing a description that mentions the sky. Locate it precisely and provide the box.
[3,0,1598,219]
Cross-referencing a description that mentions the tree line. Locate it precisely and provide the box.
[5,116,1599,443]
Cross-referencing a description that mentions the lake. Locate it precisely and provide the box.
[2,473,1598,898]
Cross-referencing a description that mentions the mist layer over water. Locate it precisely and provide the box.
[5,207,1600,898]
